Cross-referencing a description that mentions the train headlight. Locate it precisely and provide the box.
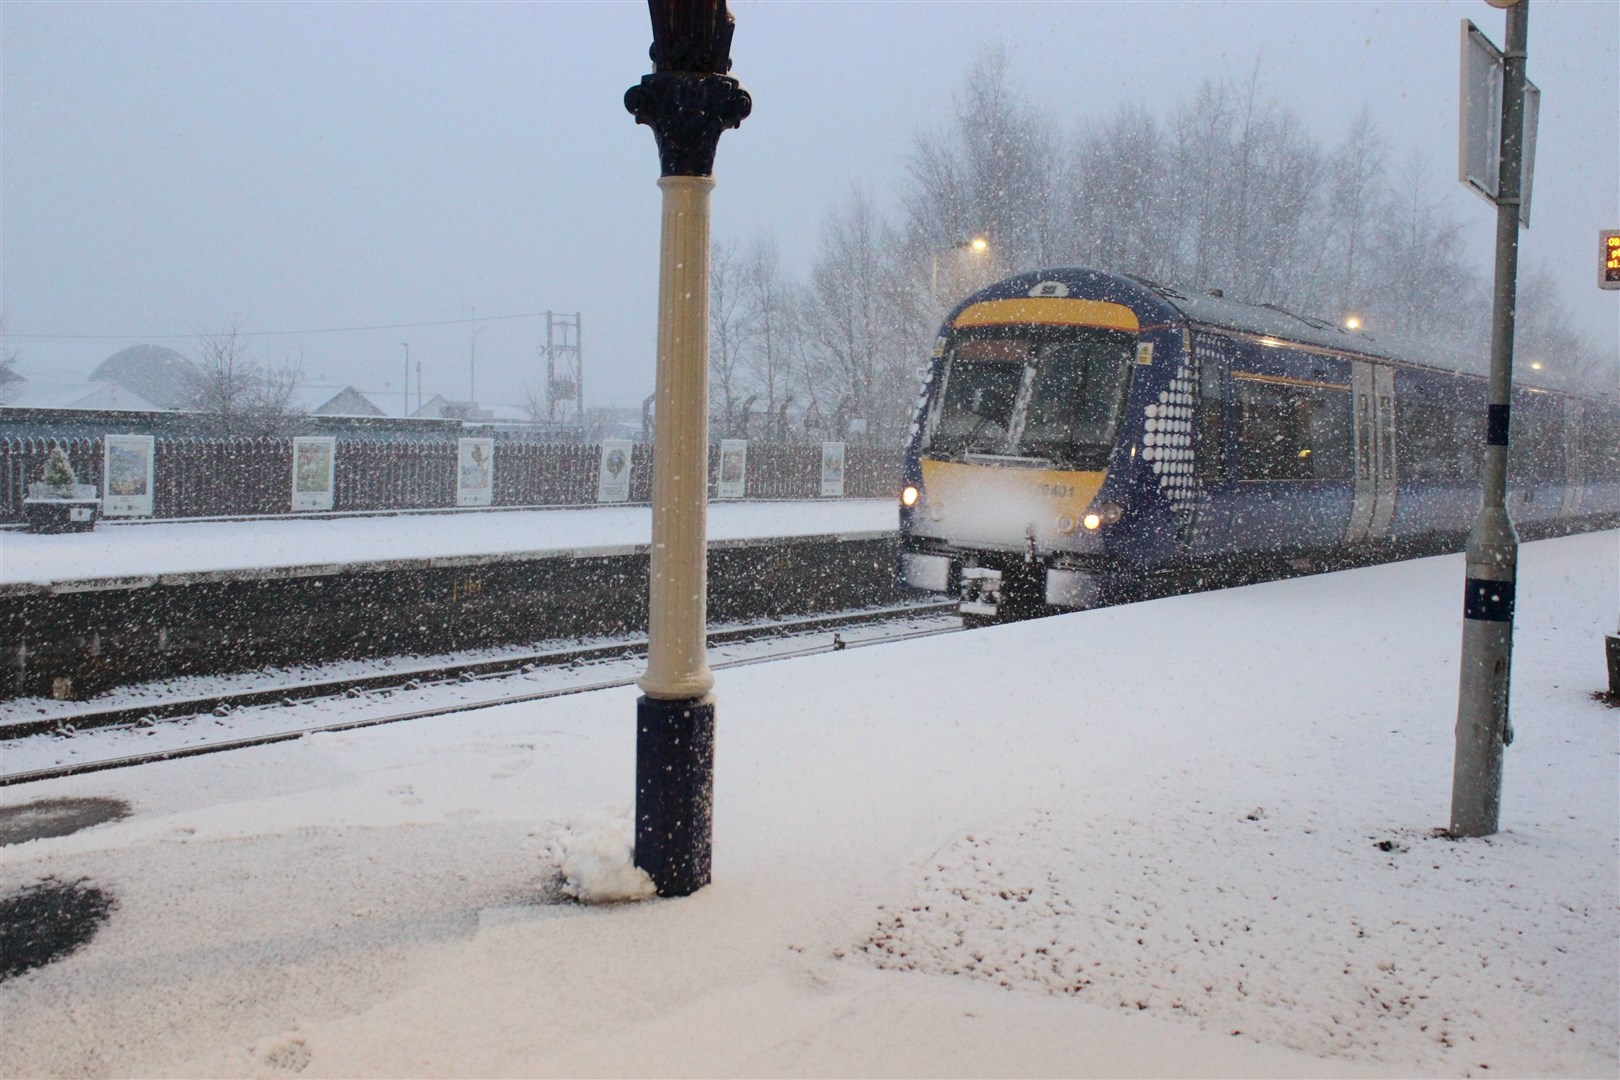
[901,485,920,507]
[1082,502,1124,531]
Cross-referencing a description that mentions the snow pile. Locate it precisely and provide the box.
[552,815,655,903]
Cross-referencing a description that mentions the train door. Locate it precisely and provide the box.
[1346,361,1397,542]
[1559,398,1585,520]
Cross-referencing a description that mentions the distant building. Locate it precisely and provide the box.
[90,345,201,410]
[414,395,493,422]
[289,385,386,418]
[2,379,160,412]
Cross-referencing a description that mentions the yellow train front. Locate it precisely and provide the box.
[898,268,1620,622]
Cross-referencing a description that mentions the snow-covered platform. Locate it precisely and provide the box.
[0,498,897,593]
[1,531,1615,1077]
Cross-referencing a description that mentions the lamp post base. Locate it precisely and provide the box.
[635,694,715,897]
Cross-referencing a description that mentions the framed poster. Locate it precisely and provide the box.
[102,434,155,517]
[596,439,633,503]
[716,439,747,499]
[291,436,336,512]
[456,437,495,507]
[819,441,846,498]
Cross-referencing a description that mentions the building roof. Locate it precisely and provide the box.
[1,380,161,412]
[287,385,387,417]
[90,345,201,410]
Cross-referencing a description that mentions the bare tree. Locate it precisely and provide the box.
[708,237,751,438]
[1324,107,1387,320]
[738,233,801,441]
[0,318,21,406]
[1365,152,1478,347]
[191,324,303,436]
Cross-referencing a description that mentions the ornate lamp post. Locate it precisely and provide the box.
[625,0,750,896]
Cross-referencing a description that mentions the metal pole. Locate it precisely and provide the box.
[1452,0,1527,838]
[470,325,488,407]
[399,343,410,418]
[626,0,750,897]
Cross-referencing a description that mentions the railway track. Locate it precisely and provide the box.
[1,602,960,787]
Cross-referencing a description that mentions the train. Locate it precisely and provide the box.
[897,268,1620,622]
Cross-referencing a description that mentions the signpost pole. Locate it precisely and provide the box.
[1451,0,1528,838]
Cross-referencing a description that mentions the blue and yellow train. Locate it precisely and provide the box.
[897,268,1620,621]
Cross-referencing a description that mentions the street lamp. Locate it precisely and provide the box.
[399,343,410,417]
[931,235,992,304]
[469,325,489,406]
[626,0,750,898]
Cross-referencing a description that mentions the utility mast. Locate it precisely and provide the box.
[544,312,584,428]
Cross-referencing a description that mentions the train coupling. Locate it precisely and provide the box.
[959,566,1003,617]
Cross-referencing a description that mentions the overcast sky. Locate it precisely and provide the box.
[4,0,1616,412]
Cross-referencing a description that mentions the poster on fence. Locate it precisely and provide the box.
[102,434,155,517]
[456,438,495,507]
[819,441,846,498]
[291,436,336,512]
[716,439,748,499]
[596,440,633,503]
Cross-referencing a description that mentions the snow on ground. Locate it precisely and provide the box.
[0,498,897,587]
[0,531,1615,1078]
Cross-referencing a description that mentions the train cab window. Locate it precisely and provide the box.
[1015,335,1134,467]
[929,338,1028,455]
[1235,376,1352,481]
[927,331,1133,467]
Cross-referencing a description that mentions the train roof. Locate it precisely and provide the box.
[949,268,1615,402]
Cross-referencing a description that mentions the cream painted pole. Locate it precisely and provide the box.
[640,175,717,703]
[625,0,750,897]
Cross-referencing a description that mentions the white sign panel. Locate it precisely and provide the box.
[291,436,336,512]
[596,440,634,503]
[1458,19,1539,226]
[456,437,495,507]
[819,441,846,498]
[716,439,748,500]
[102,434,155,517]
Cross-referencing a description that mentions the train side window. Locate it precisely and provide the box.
[1236,377,1352,481]
[1511,395,1565,483]
[1197,355,1226,482]
[1398,398,1463,480]
[1583,406,1620,480]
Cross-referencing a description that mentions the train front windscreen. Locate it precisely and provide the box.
[928,330,1134,470]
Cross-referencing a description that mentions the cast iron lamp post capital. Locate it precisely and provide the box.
[625,73,750,178]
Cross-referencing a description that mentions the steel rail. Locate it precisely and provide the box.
[1,602,954,742]
[1,611,959,787]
